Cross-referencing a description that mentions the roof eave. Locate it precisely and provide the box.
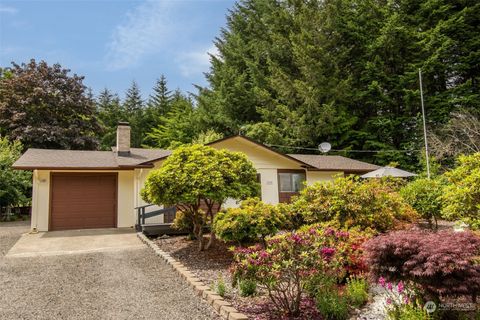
[12,165,151,171]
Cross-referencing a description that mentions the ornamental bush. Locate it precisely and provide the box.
[0,136,31,210]
[213,198,286,246]
[364,230,480,301]
[441,153,480,229]
[230,225,370,316]
[142,144,259,251]
[291,176,417,232]
[399,177,445,227]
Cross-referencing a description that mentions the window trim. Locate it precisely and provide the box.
[277,169,306,203]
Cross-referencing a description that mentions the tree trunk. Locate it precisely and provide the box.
[204,200,221,250]
[206,231,216,250]
[197,223,204,251]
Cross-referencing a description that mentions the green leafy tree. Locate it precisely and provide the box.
[0,137,31,210]
[192,129,223,145]
[441,153,480,229]
[141,144,259,251]
[0,59,101,150]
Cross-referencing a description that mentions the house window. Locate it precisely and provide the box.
[278,171,306,192]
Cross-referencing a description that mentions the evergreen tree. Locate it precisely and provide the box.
[96,88,123,150]
[122,81,145,148]
[147,75,172,116]
[196,0,480,169]
[142,75,173,147]
[145,92,198,149]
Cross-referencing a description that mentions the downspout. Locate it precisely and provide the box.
[29,170,39,233]
[134,169,143,226]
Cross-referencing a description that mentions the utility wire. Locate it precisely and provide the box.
[265,144,421,153]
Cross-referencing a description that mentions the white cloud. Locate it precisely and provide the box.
[0,5,18,14]
[177,44,218,77]
[105,0,184,71]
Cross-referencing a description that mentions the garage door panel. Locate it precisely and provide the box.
[50,173,117,231]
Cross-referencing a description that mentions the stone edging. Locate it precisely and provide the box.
[137,233,249,320]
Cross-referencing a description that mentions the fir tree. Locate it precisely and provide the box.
[96,88,123,150]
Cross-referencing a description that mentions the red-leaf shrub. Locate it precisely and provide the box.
[230,225,370,317]
[364,230,480,300]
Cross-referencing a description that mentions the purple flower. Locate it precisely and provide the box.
[324,228,335,236]
[386,298,392,305]
[387,282,393,291]
[321,247,336,260]
[290,233,303,244]
[379,276,386,287]
[397,281,404,293]
[335,231,350,238]
[259,251,269,259]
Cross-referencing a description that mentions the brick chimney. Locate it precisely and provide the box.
[116,122,131,156]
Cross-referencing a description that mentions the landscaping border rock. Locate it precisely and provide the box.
[137,233,249,320]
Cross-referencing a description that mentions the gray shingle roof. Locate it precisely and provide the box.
[12,136,377,173]
[13,148,171,170]
[288,154,380,172]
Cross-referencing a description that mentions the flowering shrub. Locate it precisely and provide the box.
[364,230,480,300]
[399,177,445,227]
[377,277,428,320]
[442,153,480,229]
[230,225,370,316]
[213,198,286,245]
[298,223,372,278]
[290,176,417,232]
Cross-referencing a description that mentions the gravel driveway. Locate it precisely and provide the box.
[0,221,220,320]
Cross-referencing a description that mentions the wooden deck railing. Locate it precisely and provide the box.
[134,204,177,232]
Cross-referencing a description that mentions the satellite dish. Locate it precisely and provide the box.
[318,142,331,153]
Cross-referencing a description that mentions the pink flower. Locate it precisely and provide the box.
[387,282,393,291]
[321,247,336,260]
[386,298,392,305]
[404,296,410,304]
[335,231,350,238]
[379,276,386,287]
[324,228,335,236]
[290,233,303,244]
[397,281,404,293]
[259,251,269,259]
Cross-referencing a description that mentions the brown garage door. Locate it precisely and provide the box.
[50,173,117,231]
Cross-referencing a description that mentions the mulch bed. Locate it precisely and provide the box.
[153,235,285,319]
[154,235,233,286]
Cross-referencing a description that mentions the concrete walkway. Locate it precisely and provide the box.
[6,228,144,257]
[0,221,220,320]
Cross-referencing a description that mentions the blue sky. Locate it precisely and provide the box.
[0,0,235,99]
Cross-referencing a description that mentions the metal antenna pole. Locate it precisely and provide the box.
[419,69,431,179]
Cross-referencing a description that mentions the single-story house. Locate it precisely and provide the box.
[13,123,379,232]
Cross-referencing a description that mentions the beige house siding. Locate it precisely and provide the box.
[31,169,135,232]
[306,171,342,185]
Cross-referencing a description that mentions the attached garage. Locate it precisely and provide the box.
[50,173,118,231]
